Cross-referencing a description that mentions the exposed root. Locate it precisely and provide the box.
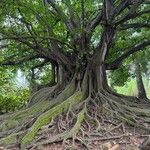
[21,90,85,147]
[28,86,56,106]
[139,136,150,150]
[0,82,76,147]
[29,108,86,150]
[99,90,150,132]
[23,89,150,149]
[1,86,150,149]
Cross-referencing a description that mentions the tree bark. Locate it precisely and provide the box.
[51,64,55,85]
[135,61,147,99]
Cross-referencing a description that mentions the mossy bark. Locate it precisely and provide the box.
[0,82,76,145]
[21,90,85,147]
[27,108,85,149]
[0,81,75,129]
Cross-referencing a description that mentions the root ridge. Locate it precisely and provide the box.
[1,87,150,150]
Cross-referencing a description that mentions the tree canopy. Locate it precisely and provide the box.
[0,0,150,79]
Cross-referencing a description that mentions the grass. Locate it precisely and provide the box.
[114,78,150,99]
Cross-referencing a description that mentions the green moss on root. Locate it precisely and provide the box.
[0,101,50,132]
[0,134,17,146]
[68,108,85,135]
[52,81,76,105]
[0,82,76,133]
[0,120,19,132]
[26,108,85,148]
[21,91,85,146]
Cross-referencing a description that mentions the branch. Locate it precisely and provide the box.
[46,0,74,31]
[106,40,150,70]
[18,37,74,71]
[0,30,74,72]
[0,54,42,66]
[0,35,62,43]
[0,32,56,59]
[17,8,38,44]
[113,0,129,17]
[31,60,49,71]
[0,34,74,50]
[119,23,150,30]
[0,35,74,73]
[47,0,66,18]
[113,0,147,17]
[87,12,102,32]
[115,9,150,26]
[105,0,114,22]
[30,59,49,81]
[64,0,79,29]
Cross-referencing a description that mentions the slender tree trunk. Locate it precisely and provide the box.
[51,64,55,85]
[135,61,147,99]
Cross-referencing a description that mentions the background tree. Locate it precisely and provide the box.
[135,60,147,99]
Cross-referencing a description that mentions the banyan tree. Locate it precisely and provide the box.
[0,0,150,149]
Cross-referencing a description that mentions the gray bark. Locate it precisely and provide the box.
[135,61,147,99]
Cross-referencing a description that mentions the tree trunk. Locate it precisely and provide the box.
[50,64,55,85]
[135,61,147,99]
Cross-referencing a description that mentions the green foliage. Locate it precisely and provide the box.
[0,86,29,113]
[29,64,53,85]
[0,67,29,113]
[109,66,130,87]
[115,78,150,99]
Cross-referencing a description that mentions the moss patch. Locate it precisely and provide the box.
[69,108,85,135]
[21,91,85,146]
[0,134,17,146]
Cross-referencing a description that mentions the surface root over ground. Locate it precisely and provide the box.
[0,87,150,150]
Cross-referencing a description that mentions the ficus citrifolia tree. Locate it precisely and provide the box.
[0,0,150,149]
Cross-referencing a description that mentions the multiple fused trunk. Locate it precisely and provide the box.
[55,60,108,96]
[50,27,115,95]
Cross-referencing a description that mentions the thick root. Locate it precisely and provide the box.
[0,82,75,133]
[1,86,150,149]
[28,86,56,107]
[0,82,77,148]
[21,90,85,147]
[29,108,85,150]
[0,100,50,134]
[99,90,150,131]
